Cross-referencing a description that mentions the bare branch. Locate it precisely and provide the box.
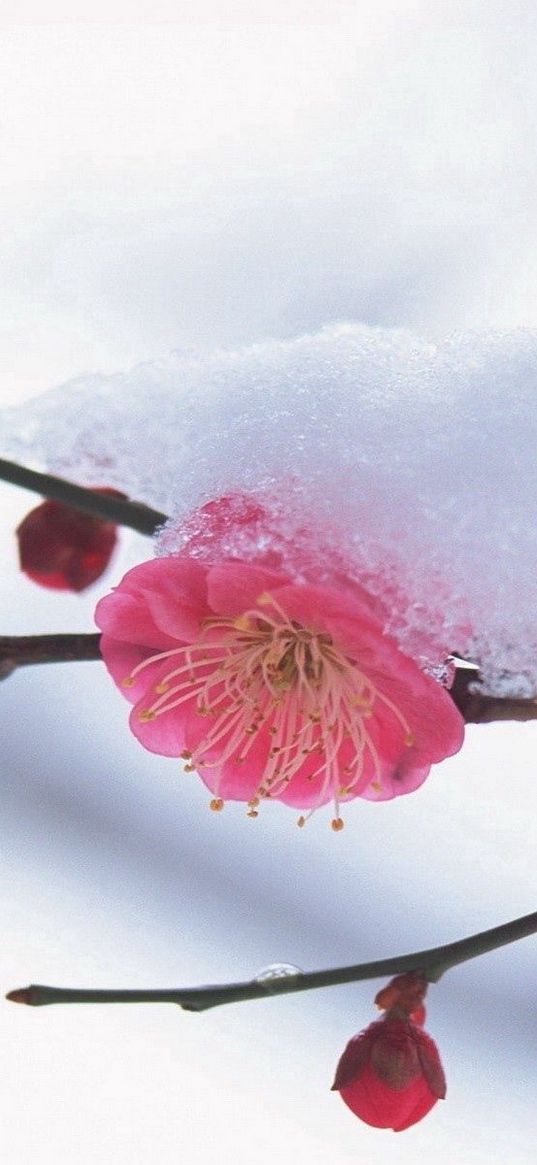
[0,456,167,535]
[449,667,537,724]
[0,633,102,680]
[7,910,537,1012]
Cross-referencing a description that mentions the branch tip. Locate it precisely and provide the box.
[0,456,168,536]
[6,911,537,1014]
[6,987,35,1006]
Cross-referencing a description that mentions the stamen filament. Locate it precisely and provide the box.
[131,595,416,823]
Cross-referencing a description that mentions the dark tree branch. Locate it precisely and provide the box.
[449,667,537,724]
[0,456,167,535]
[0,633,102,680]
[7,910,537,1012]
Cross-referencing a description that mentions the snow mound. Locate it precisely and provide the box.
[2,323,536,697]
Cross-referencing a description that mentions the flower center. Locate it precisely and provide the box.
[124,591,414,827]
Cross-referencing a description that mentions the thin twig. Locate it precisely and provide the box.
[7,910,537,1012]
[449,667,537,724]
[0,634,102,680]
[0,456,167,535]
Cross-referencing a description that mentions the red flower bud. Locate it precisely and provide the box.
[17,491,124,593]
[332,1013,446,1131]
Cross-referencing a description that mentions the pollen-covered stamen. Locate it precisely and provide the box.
[124,594,417,808]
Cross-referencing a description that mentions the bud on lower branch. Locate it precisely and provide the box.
[332,972,446,1132]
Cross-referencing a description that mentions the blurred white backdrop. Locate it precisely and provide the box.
[1,4,537,1163]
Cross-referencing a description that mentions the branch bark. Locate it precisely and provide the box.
[0,456,167,535]
[0,633,102,680]
[7,910,537,1012]
[449,667,537,724]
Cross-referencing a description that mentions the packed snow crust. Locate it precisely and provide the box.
[1,323,536,698]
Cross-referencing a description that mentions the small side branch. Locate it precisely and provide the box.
[449,667,537,724]
[7,910,537,1013]
[0,456,167,535]
[0,633,102,680]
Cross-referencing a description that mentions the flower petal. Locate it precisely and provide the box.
[206,561,292,616]
[97,558,209,643]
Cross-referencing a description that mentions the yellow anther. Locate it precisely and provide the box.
[122,676,135,688]
[404,731,415,747]
[209,798,225,811]
[246,809,259,818]
[138,709,156,722]
[155,682,169,694]
[248,797,260,809]
[370,779,383,792]
[297,816,306,828]
[180,750,192,760]
[256,592,272,606]
[234,614,253,631]
[352,693,372,708]
[331,817,345,832]
[184,764,195,772]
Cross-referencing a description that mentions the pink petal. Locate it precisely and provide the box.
[262,581,383,637]
[206,561,292,616]
[96,591,180,649]
[97,558,209,643]
[129,694,191,757]
[98,635,167,702]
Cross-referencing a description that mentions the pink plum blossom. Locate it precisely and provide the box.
[95,557,464,826]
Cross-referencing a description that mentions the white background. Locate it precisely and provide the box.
[1,4,537,1163]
